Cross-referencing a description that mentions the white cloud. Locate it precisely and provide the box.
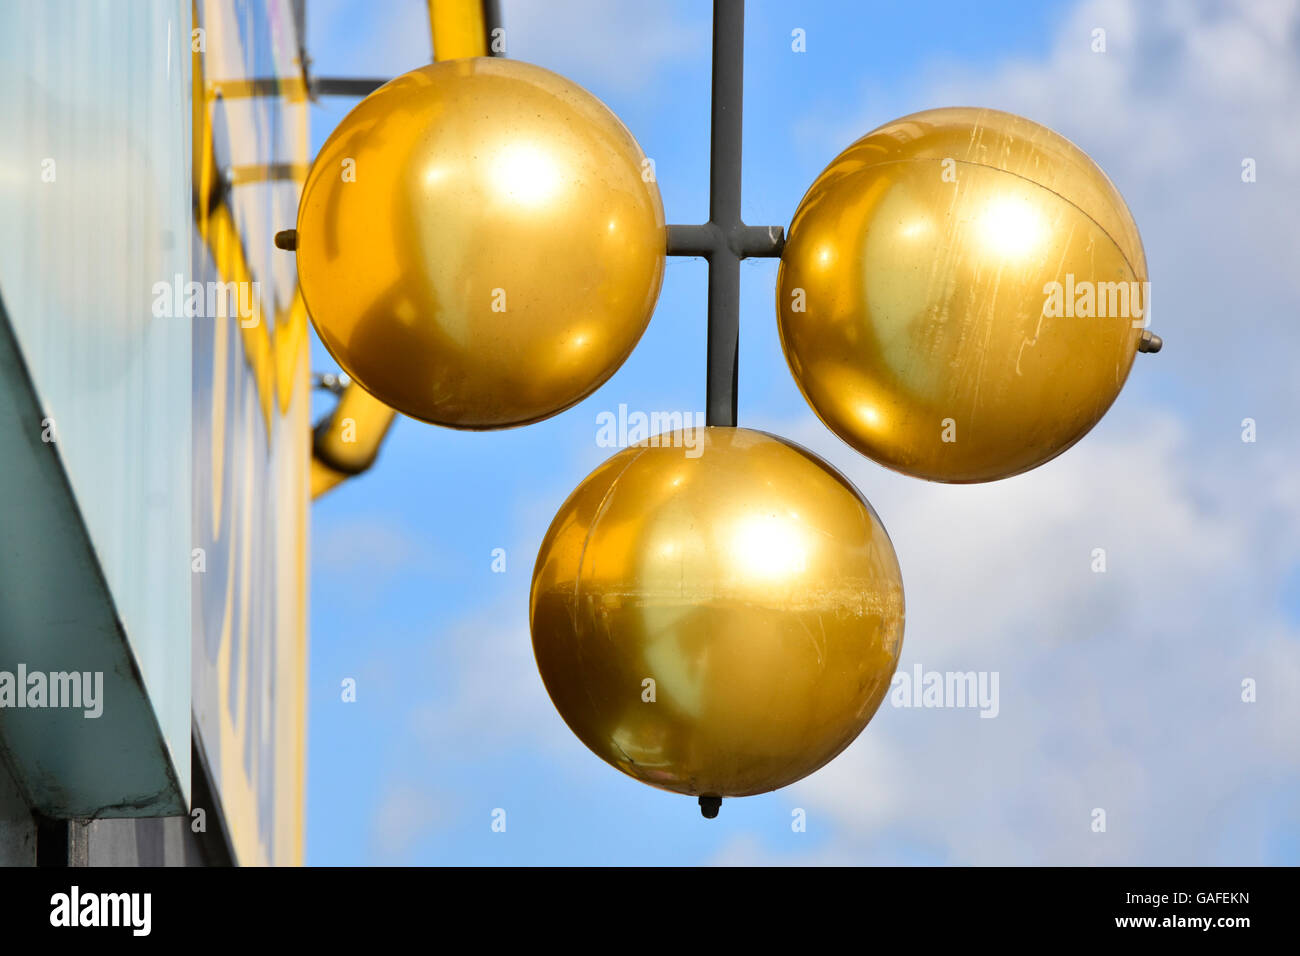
[822,0,1300,413]
[748,407,1300,864]
[728,0,1300,863]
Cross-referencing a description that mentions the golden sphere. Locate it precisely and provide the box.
[777,107,1149,482]
[296,58,666,428]
[530,427,905,799]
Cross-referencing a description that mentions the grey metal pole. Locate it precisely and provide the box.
[706,0,744,427]
[666,0,784,429]
[483,0,504,55]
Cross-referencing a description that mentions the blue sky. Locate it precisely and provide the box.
[301,0,1300,864]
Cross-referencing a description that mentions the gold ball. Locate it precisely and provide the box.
[530,427,905,799]
[296,58,666,428]
[778,107,1148,482]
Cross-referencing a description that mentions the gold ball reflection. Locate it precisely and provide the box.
[778,107,1149,482]
[530,427,905,799]
[296,58,666,428]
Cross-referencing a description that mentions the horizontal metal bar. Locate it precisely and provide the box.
[667,224,719,257]
[311,76,389,97]
[667,223,785,259]
[208,77,308,99]
[224,163,309,187]
[735,224,784,258]
[207,76,389,100]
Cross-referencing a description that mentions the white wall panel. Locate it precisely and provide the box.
[0,0,193,797]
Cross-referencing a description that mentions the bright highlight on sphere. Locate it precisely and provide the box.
[777,106,1150,483]
[490,142,563,208]
[295,57,667,429]
[530,427,905,800]
[731,513,809,581]
[976,194,1048,261]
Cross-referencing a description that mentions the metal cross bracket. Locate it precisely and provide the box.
[666,0,785,429]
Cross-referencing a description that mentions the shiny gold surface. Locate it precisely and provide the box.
[778,107,1149,483]
[530,427,905,798]
[309,0,490,496]
[296,58,666,429]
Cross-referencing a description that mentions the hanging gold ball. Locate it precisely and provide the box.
[777,107,1149,482]
[296,58,666,429]
[530,427,904,800]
